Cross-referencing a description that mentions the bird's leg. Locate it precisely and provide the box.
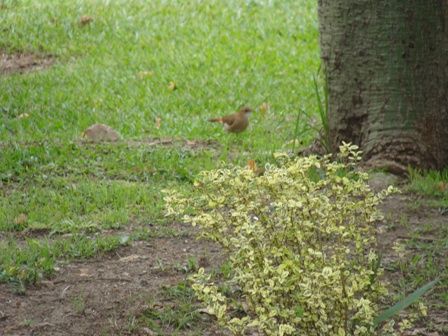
[222,135,231,162]
[235,132,244,146]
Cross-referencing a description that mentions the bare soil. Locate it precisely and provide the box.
[0,225,227,336]
[0,193,446,336]
[0,52,54,75]
[378,194,448,336]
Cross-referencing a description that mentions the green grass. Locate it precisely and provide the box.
[0,234,126,292]
[390,168,448,330]
[407,168,448,213]
[139,281,207,335]
[0,143,217,233]
[408,168,448,199]
[0,0,319,146]
[0,0,319,287]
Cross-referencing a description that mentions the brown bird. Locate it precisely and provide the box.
[208,107,253,133]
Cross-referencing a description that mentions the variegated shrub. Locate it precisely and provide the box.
[165,143,396,336]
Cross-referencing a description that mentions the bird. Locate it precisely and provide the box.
[208,106,253,133]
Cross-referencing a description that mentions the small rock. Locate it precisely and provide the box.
[368,171,400,192]
[82,124,121,142]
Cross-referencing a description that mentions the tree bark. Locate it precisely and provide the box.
[318,0,448,173]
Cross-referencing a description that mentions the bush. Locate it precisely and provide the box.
[165,143,396,336]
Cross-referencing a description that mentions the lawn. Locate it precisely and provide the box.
[1,0,319,284]
[0,0,446,335]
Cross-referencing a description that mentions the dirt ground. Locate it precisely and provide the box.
[0,224,227,336]
[0,51,54,75]
[378,195,448,336]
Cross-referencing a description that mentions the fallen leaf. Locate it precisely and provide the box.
[196,308,213,315]
[17,113,30,119]
[247,159,257,172]
[247,159,265,176]
[259,102,270,117]
[168,81,177,91]
[14,213,28,226]
[155,117,161,129]
[137,71,154,79]
[437,181,447,192]
[79,15,93,26]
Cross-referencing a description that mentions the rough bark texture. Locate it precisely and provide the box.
[318,0,448,172]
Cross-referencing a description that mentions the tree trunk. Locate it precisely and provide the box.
[318,0,448,173]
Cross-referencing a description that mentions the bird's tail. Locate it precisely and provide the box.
[208,117,223,123]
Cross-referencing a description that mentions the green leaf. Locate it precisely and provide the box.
[294,305,304,318]
[373,278,439,327]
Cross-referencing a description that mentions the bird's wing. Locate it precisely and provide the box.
[221,114,237,126]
